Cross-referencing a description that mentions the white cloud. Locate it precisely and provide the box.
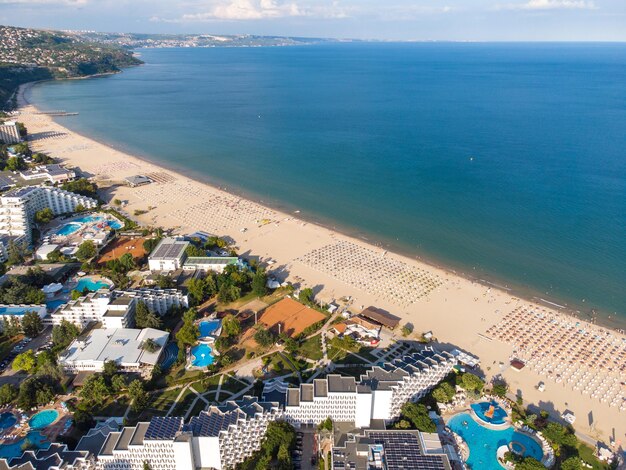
[498,0,596,10]
[179,0,304,21]
[0,0,87,4]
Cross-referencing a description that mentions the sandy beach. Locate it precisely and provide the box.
[16,83,626,445]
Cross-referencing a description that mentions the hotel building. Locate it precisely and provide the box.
[0,121,21,144]
[51,288,188,329]
[283,348,455,428]
[0,186,98,243]
[59,327,169,375]
[147,237,189,272]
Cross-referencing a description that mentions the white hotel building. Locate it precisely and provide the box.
[283,348,456,428]
[0,186,98,244]
[0,348,456,470]
[51,288,188,329]
[95,398,282,470]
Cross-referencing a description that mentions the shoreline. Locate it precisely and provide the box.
[15,82,626,442]
[21,79,623,331]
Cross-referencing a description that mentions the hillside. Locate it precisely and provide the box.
[0,25,142,107]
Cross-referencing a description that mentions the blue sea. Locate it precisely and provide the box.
[28,43,626,322]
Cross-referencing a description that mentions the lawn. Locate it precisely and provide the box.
[171,388,197,416]
[95,396,130,417]
[577,443,610,470]
[220,376,249,395]
[192,374,222,393]
[188,399,208,417]
[298,334,323,361]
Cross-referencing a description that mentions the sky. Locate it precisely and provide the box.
[0,0,624,41]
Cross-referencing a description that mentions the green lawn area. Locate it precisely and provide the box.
[171,388,197,416]
[95,396,129,417]
[328,337,377,365]
[220,376,249,395]
[298,334,323,361]
[188,399,208,417]
[192,374,222,393]
[577,443,609,470]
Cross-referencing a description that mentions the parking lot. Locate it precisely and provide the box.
[0,327,53,384]
[293,425,318,470]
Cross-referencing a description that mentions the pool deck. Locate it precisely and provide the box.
[0,403,68,447]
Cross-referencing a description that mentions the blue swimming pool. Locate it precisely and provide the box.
[160,343,179,370]
[471,401,508,426]
[28,410,59,429]
[191,344,215,367]
[55,215,123,236]
[0,306,40,316]
[75,277,111,292]
[0,431,48,460]
[448,413,543,469]
[199,320,221,338]
[0,412,16,430]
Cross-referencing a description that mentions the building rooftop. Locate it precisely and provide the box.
[60,328,169,367]
[149,237,189,261]
[332,430,451,470]
[359,306,401,329]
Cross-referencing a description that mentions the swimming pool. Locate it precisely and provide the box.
[448,413,543,469]
[0,412,16,430]
[191,344,215,367]
[160,343,179,370]
[0,306,41,316]
[199,320,221,338]
[55,215,123,237]
[471,401,508,426]
[28,409,59,429]
[0,431,48,460]
[75,277,111,292]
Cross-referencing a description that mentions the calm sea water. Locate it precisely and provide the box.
[29,43,626,321]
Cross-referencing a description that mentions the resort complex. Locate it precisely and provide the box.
[0,59,621,470]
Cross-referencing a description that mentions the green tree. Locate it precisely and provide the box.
[52,319,80,349]
[34,208,54,224]
[459,373,484,393]
[2,316,22,337]
[6,156,26,171]
[432,382,455,403]
[221,314,241,337]
[0,384,17,405]
[187,277,210,305]
[35,350,56,372]
[119,253,136,271]
[21,311,43,337]
[111,374,127,392]
[175,309,199,347]
[141,338,160,353]
[102,360,119,378]
[134,301,162,329]
[560,457,583,470]
[492,381,509,398]
[400,402,436,432]
[80,374,109,407]
[516,457,547,470]
[75,240,97,261]
[61,178,97,197]
[251,268,268,297]
[254,326,276,348]
[217,283,240,303]
[113,199,122,206]
[401,323,414,337]
[12,350,36,373]
[128,379,149,412]
[6,240,28,266]
[185,245,206,257]
[298,287,314,305]
[143,237,162,253]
